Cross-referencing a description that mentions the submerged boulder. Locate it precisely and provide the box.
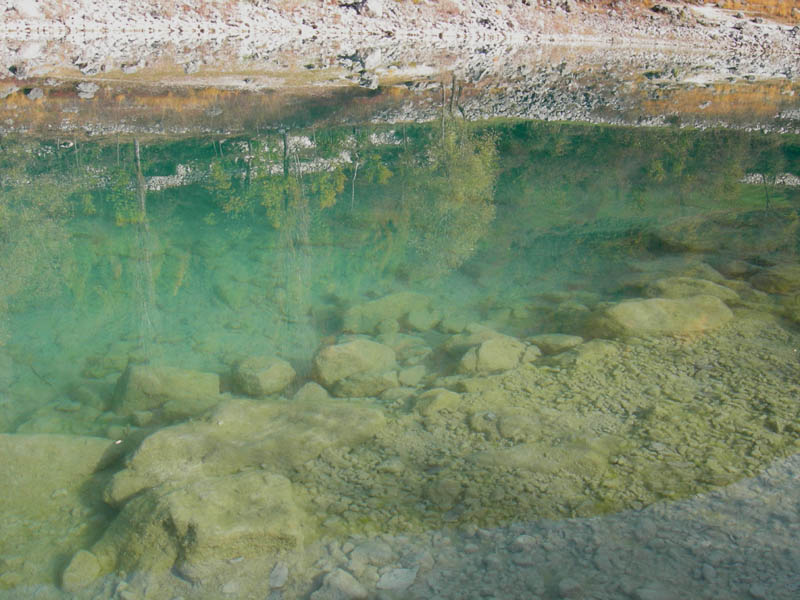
[85,397,385,586]
[415,388,461,417]
[105,398,386,505]
[89,471,303,584]
[343,291,430,334]
[293,382,330,403]
[527,333,584,355]
[233,356,295,397]
[750,264,800,294]
[587,295,733,338]
[644,277,739,303]
[312,338,396,392]
[113,364,220,420]
[332,370,398,397]
[459,335,526,374]
[61,550,101,593]
[442,324,505,355]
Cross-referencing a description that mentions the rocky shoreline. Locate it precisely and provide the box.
[2,1,800,134]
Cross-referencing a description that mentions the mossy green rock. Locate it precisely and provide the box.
[312,338,396,389]
[61,549,100,592]
[233,355,295,397]
[526,333,583,355]
[587,295,733,338]
[415,388,461,417]
[113,364,221,418]
[644,277,739,303]
[91,397,386,584]
[750,263,800,294]
[106,398,386,505]
[343,291,430,334]
[458,336,526,374]
[332,370,398,397]
[91,471,302,584]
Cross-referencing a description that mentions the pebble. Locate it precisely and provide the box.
[352,540,394,566]
[557,577,582,598]
[269,562,289,589]
[376,567,418,591]
[509,534,536,552]
[314,569,367,600]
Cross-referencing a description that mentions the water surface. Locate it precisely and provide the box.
[1,119,799,599]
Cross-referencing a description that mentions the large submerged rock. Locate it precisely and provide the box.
[232,355,295,397]
[106,398,386,505]
[92,470,303,583]
[644,277,739,303]
[343,291,430,334]
[458,335,527,374]
[312,338,396,396]
[587,295,734,338]
[527,333,583,355]
[113,364,221,420]
[750,264,800,294]
[76,397,385,586]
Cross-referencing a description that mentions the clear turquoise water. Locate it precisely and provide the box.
[1,120,799,597]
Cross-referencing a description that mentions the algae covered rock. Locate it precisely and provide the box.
[404,308,441,331]
[311,568,368,600]
[312,338,396,390]
[90,471,303,584]
[587,295,733,338]
[442,324,504,355]
[644,277,739,303]
[113,363,221,419]
[343,291,430,334]
[88,396,387,586]
[106,398,386,505]
[459,335,526,374]
[293,381,330,403]
[750,263,800,294]
[526,333,584,355]
[415,388,461,417]
[233,355,295,397]
[332,369,398,397]
[61,549,100,592]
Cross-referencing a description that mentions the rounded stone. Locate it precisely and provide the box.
[233,356,296,397]
[61,549,100,592]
